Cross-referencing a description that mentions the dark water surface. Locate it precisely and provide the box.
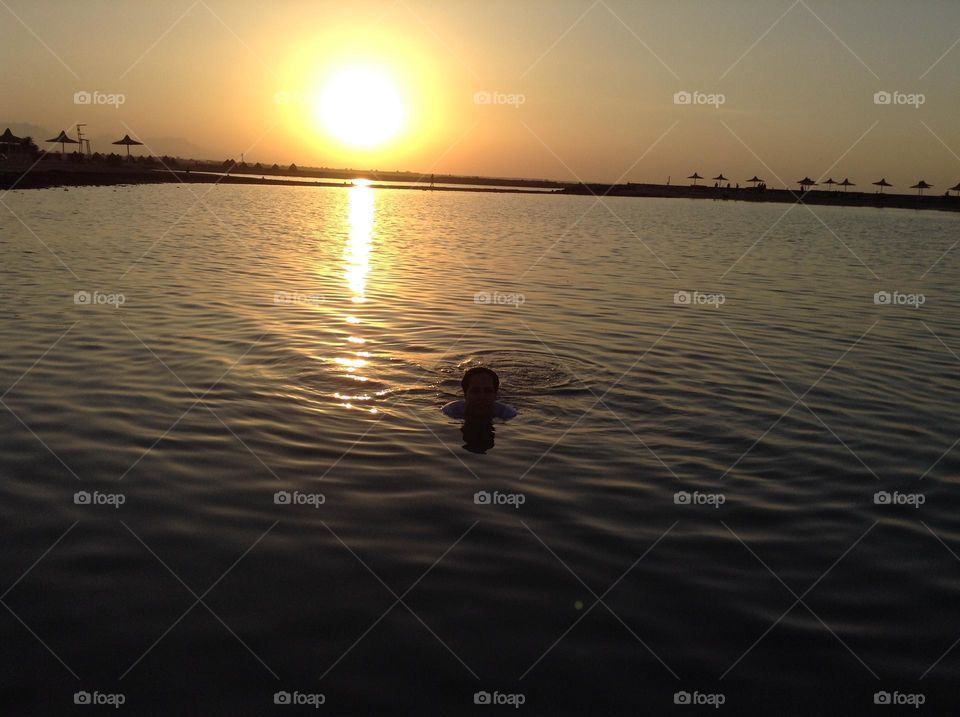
[1,184,959,714]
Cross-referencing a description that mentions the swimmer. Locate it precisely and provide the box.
[441,367,517,421]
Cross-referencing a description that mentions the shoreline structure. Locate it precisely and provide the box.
[2,164,959,213]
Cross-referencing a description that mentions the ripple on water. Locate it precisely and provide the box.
[2,187,960,711]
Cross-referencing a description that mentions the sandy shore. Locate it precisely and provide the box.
[0,167,548,194]
[2,165,958,212]
[561,182,960,212]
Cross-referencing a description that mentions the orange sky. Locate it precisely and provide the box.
[3,0,960,189]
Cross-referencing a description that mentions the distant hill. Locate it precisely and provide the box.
[109,135,210,159]
[0,122,210,159]
[0,122,52,142]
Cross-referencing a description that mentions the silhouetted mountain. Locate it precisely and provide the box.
[0,122,51,142]
[87,134,209,159]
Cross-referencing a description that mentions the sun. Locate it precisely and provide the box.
[314,66,406,149]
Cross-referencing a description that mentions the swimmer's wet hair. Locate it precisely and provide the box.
[462,366,499,392]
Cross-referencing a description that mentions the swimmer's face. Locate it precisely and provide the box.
[463,373,497,414]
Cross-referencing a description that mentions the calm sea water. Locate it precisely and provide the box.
[1,184,959,714]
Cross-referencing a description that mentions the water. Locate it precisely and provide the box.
[1,184,959,714]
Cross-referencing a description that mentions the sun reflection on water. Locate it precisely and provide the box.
[337,183,379,413]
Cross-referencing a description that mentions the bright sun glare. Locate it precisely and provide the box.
[314,66,405,149]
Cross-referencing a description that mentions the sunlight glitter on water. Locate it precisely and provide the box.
[3,184,960,713]
[332,184,377,411]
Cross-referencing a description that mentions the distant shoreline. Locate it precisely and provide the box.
[560,182,960,213]
[0,168,548,194]
[2,166,959,213]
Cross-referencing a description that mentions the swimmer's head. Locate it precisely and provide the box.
[461,366,499,417]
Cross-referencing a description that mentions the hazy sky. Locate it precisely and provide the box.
[3,0,960,189]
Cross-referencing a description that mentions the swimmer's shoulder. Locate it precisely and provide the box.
[495,402,518,420]
[440,400,516,420]
[441,400,465,418]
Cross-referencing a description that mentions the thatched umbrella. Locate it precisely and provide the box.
[823,178,837,191]
[797,177,817,191]
[873,178,892,194]
[112,134,143,158]
[688,172,702,186]
[910,180,932,197]
[950,182,960,197]
[0,127,22,152]
[839,178,855,192]
[746,175,763,188]
[712,173,728,184]
[46,130,79,154]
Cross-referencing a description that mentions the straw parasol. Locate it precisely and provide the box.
[823,178,837,191]
[839,178,855,192]
[797,177,817,191]
[46,130,79,154]
[112,134,143,158]
[712,173,728,184]
[688,172,702,186]
[0,127,22,151]
[910,180,932,197]
[746,175,763,188]
[873,178,892,194]
[950,182,960,197]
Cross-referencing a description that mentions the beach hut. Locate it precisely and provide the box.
[873,178,892,194]
[839,178,855,192]
[746,175,763,188]
[46,130,79,155]
[797,177,817,191]
[910,180,932,197]
[688,172,702,186]
[823,178,837,191]
[112,134,143,158]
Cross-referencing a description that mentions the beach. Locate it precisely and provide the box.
[3,162,958,213]
[6,0,960,712]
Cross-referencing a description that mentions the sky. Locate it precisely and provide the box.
[2,0,960,190]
